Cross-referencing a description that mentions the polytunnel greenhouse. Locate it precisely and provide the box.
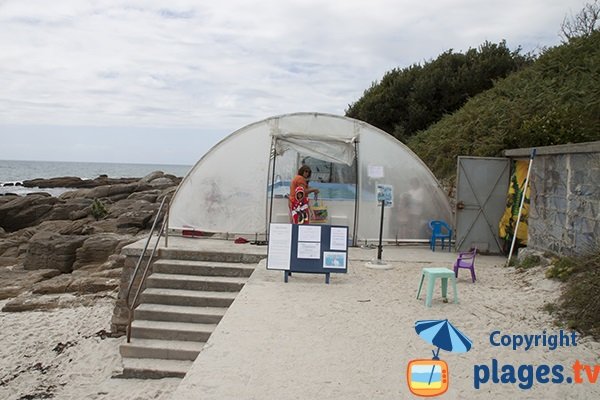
[169,112,452,243]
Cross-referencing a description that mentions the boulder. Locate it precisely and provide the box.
[45,198,94,221]
[140,171,164,183]
[22,176,140,189]
[127,190,161,203]
[0,194,60,232]
[0,265,62,300]
[69,276,120,294]
[22,176,85,188]
[24,232,87,272]
[148,177,175,189]
[32,274,119,295]
[86,182,152,201]
[72,233,136,271]
[1,293,100,312]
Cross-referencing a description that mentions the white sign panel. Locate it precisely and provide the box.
[330,227,348,251]
[267,223,292,270]
[298,225,321,242]
[297,242,321,259]
[368,165,384,179]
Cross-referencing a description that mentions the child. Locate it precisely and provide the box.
[290,186,310,224]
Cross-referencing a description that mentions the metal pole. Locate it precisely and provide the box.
[352,140,359,247]
[506,148,536,266]
[164,201,169,248]
[268,140,277,231]
[377,199,385,260]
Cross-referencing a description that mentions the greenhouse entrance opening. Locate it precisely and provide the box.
[267,135,359,244]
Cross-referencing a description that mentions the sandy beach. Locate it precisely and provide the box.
[0,294,180,400]
[1,244,599,399]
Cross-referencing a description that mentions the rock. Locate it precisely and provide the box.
[117,211,155,232]
[69,276,120,294]
[0,285,22,300]
[0,256,18,267]
[148,177,175,189]
[140,171,164,183]
[22,175,139,189]
[32,273,73,294]
[72,234,136,271]
[0,194,61,232]
[1,293,103,312]
[32,274,120,295]
[0,172,179,310]
[34,219,94,235]
[24,232,87,272]
[0,265,62,300]
[86,182,152,201]
[22,176,86,188]
[45,198,93,221]
[127,190,161,203]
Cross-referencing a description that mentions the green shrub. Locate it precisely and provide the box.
[91,199,108,220]
[517,255,541,269]
[545,257,577,281]
[550,251,600,339]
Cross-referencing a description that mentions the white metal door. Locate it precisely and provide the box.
[455,157,510,254]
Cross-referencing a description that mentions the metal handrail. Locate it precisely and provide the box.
[125,196,169,343]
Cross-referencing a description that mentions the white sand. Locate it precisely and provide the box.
[170,248,600,399]
[2,246,600,400]
[0,294,180,400]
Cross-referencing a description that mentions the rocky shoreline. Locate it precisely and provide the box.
[0,171,180,313]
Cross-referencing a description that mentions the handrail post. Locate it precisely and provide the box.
[124,196,169,343]
[165,201,169,248]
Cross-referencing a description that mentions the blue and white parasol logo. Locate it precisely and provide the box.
[407,319,473,397]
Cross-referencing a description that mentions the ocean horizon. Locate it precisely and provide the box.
[0,159,192,196]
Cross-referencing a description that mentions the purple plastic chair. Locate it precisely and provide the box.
[454,248,477,282]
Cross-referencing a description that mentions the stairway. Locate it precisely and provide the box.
[119,257,256,379]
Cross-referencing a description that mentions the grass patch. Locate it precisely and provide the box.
[516,255,541,269]
[548,251,600,339]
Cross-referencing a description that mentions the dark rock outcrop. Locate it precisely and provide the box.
[0,170,180,311]
[22,176,139,189]
[0,194,61,232]
[25,232,88,273]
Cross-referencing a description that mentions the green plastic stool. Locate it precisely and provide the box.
[416,267,459,307]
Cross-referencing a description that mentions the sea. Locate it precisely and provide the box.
[0,159,192,196]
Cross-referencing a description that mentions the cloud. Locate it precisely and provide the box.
[0,0,590,163]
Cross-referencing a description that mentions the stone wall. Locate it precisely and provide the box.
[110,244,155,335]
[507,142,600,256]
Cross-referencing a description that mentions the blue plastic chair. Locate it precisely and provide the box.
[429,220,452,252]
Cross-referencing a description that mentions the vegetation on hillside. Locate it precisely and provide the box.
[345,41,531,142]
[408,30,600,181]
[546,251,600,339]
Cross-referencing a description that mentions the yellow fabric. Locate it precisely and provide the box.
[499,160,530,245]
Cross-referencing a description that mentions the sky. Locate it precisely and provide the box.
[0,0,589,165]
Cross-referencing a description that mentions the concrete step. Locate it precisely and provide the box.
[134,303,226,324]
[120,338,204,361]
[120,357,192,379]
[153,259,255,277]
[147,273,247,292]
[159,248,265,264]
[131,319,217,342]
[141,287,237,308]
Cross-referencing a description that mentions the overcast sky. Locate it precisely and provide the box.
[0,0,588,165]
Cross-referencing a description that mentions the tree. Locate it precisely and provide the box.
[345,41,530,142]
[560,0,600,43]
